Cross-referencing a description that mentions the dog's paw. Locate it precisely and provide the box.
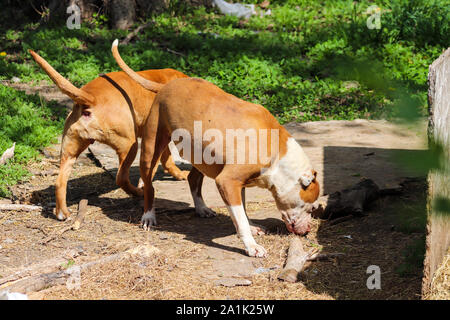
[173,170,189,181]
[245,243,267,258]
[250,224,267,236]
[55,208,70,221]
[141,210,157,231]
[195,206,217,218]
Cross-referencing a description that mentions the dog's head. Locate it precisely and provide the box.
[277,169,320,236]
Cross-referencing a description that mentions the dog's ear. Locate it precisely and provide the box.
[300,176,320,203]
[313,170,317,178]
[29,50,95,105]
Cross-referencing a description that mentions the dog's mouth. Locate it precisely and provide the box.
[284,214,312,236]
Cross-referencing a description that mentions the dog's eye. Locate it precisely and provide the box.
[81,107,91,117]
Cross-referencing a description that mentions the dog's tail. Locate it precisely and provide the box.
[111,39,163,93]
[28,50,94,105]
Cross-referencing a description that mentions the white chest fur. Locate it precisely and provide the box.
[259,137,313,196]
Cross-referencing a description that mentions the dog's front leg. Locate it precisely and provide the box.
[216,176,267,258]
[241,188,266,236]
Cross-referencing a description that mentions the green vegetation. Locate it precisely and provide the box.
[0,85,64,196]
[1,0,448,122]
[0,0,448,195]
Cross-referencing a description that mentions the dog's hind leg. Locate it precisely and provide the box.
[188,167,216,218]
[116,141,143,197]
[160,147,189,181]
[55,135,90,220]
[140,104,170,230]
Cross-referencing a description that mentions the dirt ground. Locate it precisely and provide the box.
[0,83,431,300]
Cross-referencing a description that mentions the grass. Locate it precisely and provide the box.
[0,1,448,122]
[0,84,64,197]
[0,0,447,196]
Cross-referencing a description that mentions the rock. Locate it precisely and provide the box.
[11,77,21,83]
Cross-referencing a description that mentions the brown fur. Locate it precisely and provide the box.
[112,42,320,239]
[29,50,189,220]
[300,170,320,203]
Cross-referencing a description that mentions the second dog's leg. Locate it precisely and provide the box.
[116,141,143,197]
[188,167,216,218]
[160,147,189,181]
[216,174,267,257]
[140,101,170,230]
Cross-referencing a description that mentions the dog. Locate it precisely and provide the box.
[112,40,320,257]
[29,50,189,220]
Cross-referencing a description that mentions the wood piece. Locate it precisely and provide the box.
[278,237,309,283]
[0,204,43,212]
[122,21,153,44]
[214,278,252,287]
[40,199,88,244]
[1,245,159,293]
[307,252,345,262]
[0,249,82,288]
[309,179,380,219]
[72,199,88,230]
[423,47,450,297]
[0,142,15,165]
[328,215,354,226]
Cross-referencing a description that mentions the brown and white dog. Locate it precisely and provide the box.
[29,50,189,220]
[112,40,320,257]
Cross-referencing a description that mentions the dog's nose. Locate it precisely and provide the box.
[293,222,311,236]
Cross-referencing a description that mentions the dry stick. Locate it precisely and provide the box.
[2,246,158,294]
[0,248,83,288]
[307,252,345,262]
[40,199,88,244]
[278,238,345,282]
[328,215,354,226]
[122,22,153,45]
[2,253,123,294]
[278,237,310,283]
[0,204,43,212]
[72,199,88,231]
